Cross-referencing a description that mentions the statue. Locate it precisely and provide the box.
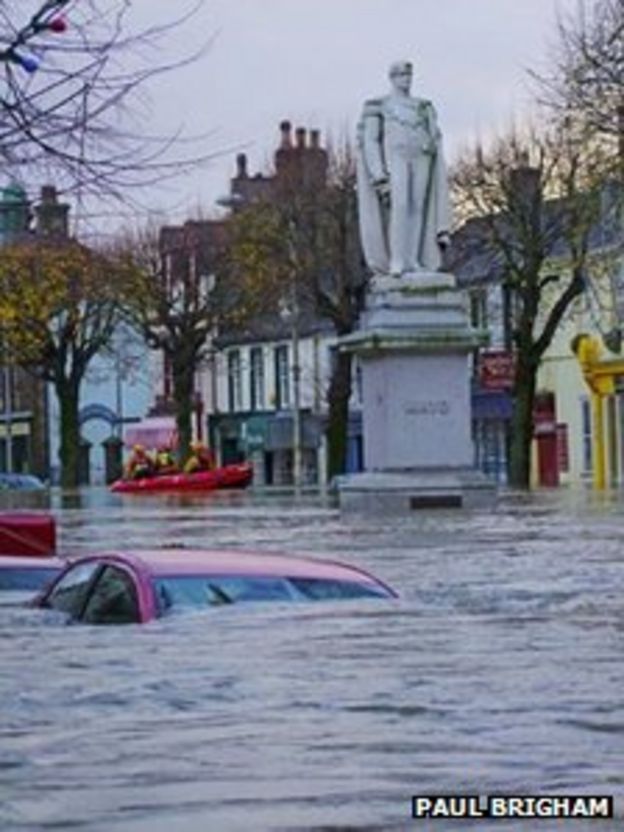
[356,60,451,277]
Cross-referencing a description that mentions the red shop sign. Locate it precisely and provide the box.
[478,350,516,391]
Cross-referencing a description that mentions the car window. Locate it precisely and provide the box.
[44,561,101,616]
[154,575,296,613]
[288,577,388,600]
[81,565,140,625]
[0,566,59,591]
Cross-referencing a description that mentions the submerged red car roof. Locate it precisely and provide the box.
[89,548,390,589]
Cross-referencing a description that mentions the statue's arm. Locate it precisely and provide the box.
[426,101,443,148]
[361,104,388,186]
[427,103,451,240]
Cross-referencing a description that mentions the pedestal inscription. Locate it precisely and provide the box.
[363,352,473,471]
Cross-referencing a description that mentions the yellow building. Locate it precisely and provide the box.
[536,247,623,488]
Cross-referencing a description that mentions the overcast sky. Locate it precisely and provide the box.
[125,0,577,226]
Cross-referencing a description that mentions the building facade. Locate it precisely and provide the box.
[455,178,622,488]
[0,185,50,479]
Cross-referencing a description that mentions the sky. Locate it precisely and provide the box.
[111,0,578,228]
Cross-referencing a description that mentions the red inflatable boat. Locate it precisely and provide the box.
[110,462,253,494]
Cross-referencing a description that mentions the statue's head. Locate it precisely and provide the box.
[389,60,413,93]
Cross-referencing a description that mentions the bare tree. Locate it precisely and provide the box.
[0,1,214,204]
[536,0,623,165]
[118,221,233,460]
[452,124,612,488]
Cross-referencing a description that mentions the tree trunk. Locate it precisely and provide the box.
[172,361,195,463]
[508,358,537,488]
[57,376,81,489]
[326,350,353,481]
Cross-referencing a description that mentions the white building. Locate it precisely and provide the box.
[207,327,362,487]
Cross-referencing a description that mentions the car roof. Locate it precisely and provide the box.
[75,548,389,589]
[0,554,65,569]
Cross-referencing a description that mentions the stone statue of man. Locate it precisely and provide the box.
[357,60,451,277]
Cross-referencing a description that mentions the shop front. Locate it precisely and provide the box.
[209,411,324,486]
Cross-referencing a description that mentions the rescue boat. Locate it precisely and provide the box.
[109,462,253,494]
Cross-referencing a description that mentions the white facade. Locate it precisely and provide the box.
[204,331,362,486]
[212,335,334,415]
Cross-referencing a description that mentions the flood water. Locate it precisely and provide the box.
[1,487,623,831]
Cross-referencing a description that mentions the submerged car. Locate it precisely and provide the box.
[0,473,46,491]
[0,554,64,590]
[33,549,397,624]
[0,513,61,589]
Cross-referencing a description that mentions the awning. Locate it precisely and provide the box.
[471,390,513,421]
[124,417,177,450]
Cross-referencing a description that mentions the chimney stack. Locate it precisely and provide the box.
[309,129,321,150]
[295,127,307,149]
[236,153,248,178]
[279,120,292,149]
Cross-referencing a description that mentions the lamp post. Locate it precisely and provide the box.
[1,328,13,474]
[3,360,13,474]
[291,307,302,496]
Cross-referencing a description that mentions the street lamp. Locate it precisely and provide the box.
[3,362,13,474]
[1,331,13,474]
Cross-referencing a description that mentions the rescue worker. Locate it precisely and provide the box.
[154,446,177,476]
[183,441,215,474]
[124,445,154,480]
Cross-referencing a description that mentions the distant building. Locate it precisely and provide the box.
[0,184,49,479]
[147,121,362,485]
[209,122,361,485]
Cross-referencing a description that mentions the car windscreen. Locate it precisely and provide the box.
[154,574,388,613]
[43,561,101,616]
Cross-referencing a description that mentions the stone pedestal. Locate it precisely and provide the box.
[338,272,493,513]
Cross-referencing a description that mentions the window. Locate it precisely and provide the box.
[152,574,391,613]
[227,350,242,412]
[0,364,13,412]
[288,578,388,600]
[354,358,363,406]
[469,288,488,329]
[81,566,140,625]
[249,347,265,411]
[274,345,290,409]
[44,561,101,617]
[154,575,295,612]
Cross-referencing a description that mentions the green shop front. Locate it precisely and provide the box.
[209,411,324,486]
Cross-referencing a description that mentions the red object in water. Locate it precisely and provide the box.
[0,513,57,557]
[109,463,253,494]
